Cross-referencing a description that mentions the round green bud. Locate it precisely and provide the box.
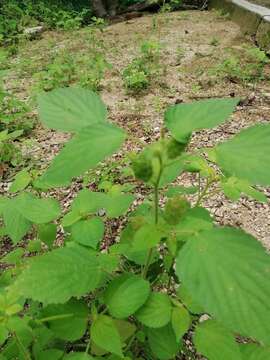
[164,195,190,225]
[166,138,187,159]
[132,153,153,182]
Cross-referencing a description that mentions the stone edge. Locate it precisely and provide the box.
[210,0,270,52]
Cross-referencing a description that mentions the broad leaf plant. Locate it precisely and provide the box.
[1,87,270,359]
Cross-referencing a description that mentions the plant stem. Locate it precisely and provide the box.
[142,182,160,279]
[85,336,91,355]
[195,178,211,207]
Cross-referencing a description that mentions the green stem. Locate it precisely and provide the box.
[195,178,212,207]
[85,336,91,355]
[142,165,162,279]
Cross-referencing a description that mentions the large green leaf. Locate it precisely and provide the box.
[239,343,270,360]
[104,273,150,319]
[171,305,191,341]
[114,319,136,343]
[71,218,104,249]
[41,299,88,341]
[176,227,270,344]
[194,320,242,360]
[3,203,31,244]
[174,207,213,241]
[37,88,107,132]
[91,315,123,357]
[147,324,180,360]
[135,292,172,328]
[159,158,185,187]
[14,193,60,224]
[215,124,270,186]
[164,98,239,142]
[37,123,126,188]
[69,189,134,219]
[38,223,57,249]
[64,353,94,359]
[132,224,162,251]
[12,246,101,304]
[9,169,31,193]
[35,349,63,360]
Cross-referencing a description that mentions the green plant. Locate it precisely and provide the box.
[209,37,219,46]
[213,46,269,83]
[33,51,76,92]
[0,129,23,169]
[78,53,111,91]
[0,0,92,44]
[0,80,33,135]
[122,40,162,92]
[1,87,270,359]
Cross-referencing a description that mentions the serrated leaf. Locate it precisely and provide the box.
[0,196,8,215]
[147,324,180,360]
[174,207,213,241]
[165,98,239,142]
[105,194,135,218]
[177,285,204,314]
[159,157,184,187]
[132,224,162,251]
[37,123,126,188]
[0,324,8,346]
[215,124,270,186]
[3,204,31,244]
[239,343,270,360]
[1,248,24,265]
[166,185,198,197]
[176,227,270,344]
[41,299,88,341]
[38,223,57,249]
[114,319,136,343]
[91,315,123,357]
[104,273,150,319]
[27,239,42,253]
[72,218,104,249]
[70,190,134,219]
[64,354,94,360]
[9,170,31,193]
[14,193,60,224]
[194,320,242,360]
[36,349,63,360]
[12,246,101,304]
[171,305,191,341]
[62,211,82,227]
[135,292,172,328]
[37,87,107,132]
[4,316,33,359]
[222,177,267,202]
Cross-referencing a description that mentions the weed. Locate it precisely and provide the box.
[212,46,269,83]
[78,53,112,91]
[33,51,76,92]
[1,87,270,359]
[122,40,163,92]
[210,37,219,46]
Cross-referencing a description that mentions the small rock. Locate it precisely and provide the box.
[24,26,44,40]
[199,314,211,323]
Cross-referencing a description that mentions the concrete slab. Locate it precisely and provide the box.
[210,0,270,52]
